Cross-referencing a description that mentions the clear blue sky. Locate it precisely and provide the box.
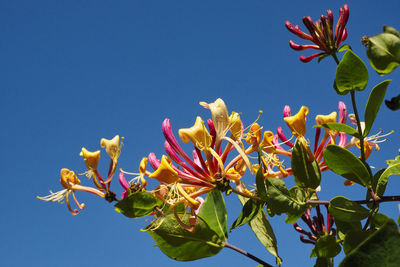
[2,1,400,266]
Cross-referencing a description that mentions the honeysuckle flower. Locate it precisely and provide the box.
[200,98,229,146]
[141,100,255,210]
[343,114,392,164]
[179,116,212,150]
[284,106,309,137]
[100,135,122,161]
[286,4,349,62]
[37,168,105,215]
[262,102,348,179]
[80,147,100,171]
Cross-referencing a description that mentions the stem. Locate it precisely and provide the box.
[230,187,262,201]
[307,195,400,205]
[223,242,273,267]
[331,53,340,64]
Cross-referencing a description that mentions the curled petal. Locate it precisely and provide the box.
[316,111,337,126]
[80,147,100,171]
[149,155,180,184]
[100,135,121,161]
[200,98,229,143]
[284,106,309,137]
[299,52,325,63]
[179,116,212,150]
[289,40,320,51]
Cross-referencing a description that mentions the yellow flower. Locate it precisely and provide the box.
[229,112,242,141]
[179,116,212,150]
[80,147,100,170]
[200,98,229,143]
[284,106,309,137]
[149,155,180,184]
[260,131,276,153]
[100,135,121,161]
[246,123,262,148]
[315,112,337,126]
[37,168,105,215]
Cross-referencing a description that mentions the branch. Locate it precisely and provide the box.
[306,195,400,205]
[223,242,273,267]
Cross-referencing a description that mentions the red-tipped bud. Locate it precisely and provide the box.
[327,10,334,28]
[299,52,324,63]
[285,21,313,41]
[283,105,291,117]
[300,235,316,245]
[289,40,320,51]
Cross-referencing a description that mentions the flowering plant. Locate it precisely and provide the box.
[38,4,400,267]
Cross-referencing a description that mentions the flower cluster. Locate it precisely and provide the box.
[285,4,349,62]
[37,135,123,214]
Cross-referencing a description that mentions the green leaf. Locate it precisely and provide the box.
[264,177,307,223]
[328,196,370,222]
[385,93,400,111]
[366,33,400,75]
[364,80,391,136]
[146,213,223,261]
[335,50,369,94]
[383,25,400,38]
[291,140,321,189]
[317,123,360,138]
[310,235,341,258]
[372,213,389,229]
[339,219,400,267]
[197,190,227,240]
[338,44,352,52]
[238,196,282,266]
[336,220,362,241]
[114,191,162,218]
[343,230,371,254]
[255,167,267,200]
[376,162,400,196]
[230,198,262,231]
[323,145,371,187]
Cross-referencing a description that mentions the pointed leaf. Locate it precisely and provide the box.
[230,198,262,231]
[115,191,163,218]
[376,162,400,197]
[364,80,391,136]
[310,235,341,258]
[329,196,370,222]
[343,230,371,254]
[146,213,223,261]
[264,177,307,223]
[335,50,369,94]
[291,140,321,189]
[339,219,400,267]
[338,44,352,52]
[383,25,400,38]
[317,123,360,138]
[323,145,371,187]
[366,33,400,75]
[239,196,282,266]
[255,167,267,200]
[197,190,227,240]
